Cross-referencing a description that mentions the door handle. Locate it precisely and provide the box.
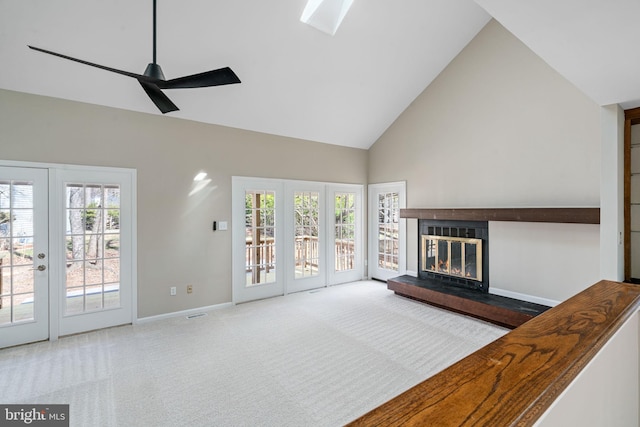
[30,265,46,271]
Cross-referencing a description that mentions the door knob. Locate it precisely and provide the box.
[31,265,46,271]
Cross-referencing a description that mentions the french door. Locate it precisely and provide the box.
[285,181,326,293]
[232,179,285,303]
[327,184,363,285]
[0,167,49,348]
[368,182,406,281]
[232,177,363,303]
[0,163,135,348]
[55,168,135,337]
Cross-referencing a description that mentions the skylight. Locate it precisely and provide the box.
[300,0,354,36]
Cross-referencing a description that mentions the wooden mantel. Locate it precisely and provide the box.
[401,207,600,224]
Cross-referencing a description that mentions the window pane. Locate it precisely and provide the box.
[85,185,102,208]
[12,183,33,208]
[0,210,10,237]
[104,285,120,309]
[66,261,85,287]
[85,285,104,311]
[0,239,10,267]
[65,287,84,315]
[0,180,38,326]
[105,209,120,232]
[376,192,399,272]
[0,296,10,325]
[294,191,319,279]
[105,236,120,259]
[104,186,120,209]
[335,193,355,272]
[66,184,84,209]
[12,238,32,266]
[85,260,104,286]
[13,293,34,322]
[65,183,121,315]
[66,209,85,235]
[104,258,120,283]
[0,182,10,209]
[245,190,277,286]
[12,210,33,237]
[0,267,9,295]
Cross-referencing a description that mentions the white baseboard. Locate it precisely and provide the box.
[489,287,559,307]
[136,302,234,324]
[405,270,418,277]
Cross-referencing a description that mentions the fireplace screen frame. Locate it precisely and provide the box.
[421,234,483,282]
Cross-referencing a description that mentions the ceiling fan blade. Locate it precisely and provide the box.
[159,67,241,89]
[138,80,179,113]
[28,45,145,80]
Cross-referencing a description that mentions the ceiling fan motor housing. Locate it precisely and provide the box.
[144,63,165,80]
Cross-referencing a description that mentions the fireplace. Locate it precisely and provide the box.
[418,219,489,292]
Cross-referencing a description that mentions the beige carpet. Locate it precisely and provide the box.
[0,280,507,427]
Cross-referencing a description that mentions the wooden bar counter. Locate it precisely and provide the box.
[347,280,640,426]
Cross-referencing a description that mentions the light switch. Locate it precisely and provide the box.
[219,221,228,230]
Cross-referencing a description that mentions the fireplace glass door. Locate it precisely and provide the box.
[422,235,482,282]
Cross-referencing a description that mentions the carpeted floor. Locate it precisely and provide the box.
[0,280,507,427]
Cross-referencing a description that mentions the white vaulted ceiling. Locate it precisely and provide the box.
[476,0,640,110]
[1,1,639,149]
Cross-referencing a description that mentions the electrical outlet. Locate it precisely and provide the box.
[170,286,177,296]
[187,285,193,294]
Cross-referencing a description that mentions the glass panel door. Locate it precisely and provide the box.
[286,182,326,293]
[245,190,276,286]
[233,178,361,301]
[368,182,406,281]
[0,166,48,348]
[232,177,284,303]
[57,169,133,337]
[377,192,399,271]
[327,184,363,285]
[335,192,356,272]
[64,183,121,315]
[294,191,319,279]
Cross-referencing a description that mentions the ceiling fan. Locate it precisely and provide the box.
[28,0,241,114]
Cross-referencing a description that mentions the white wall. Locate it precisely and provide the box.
[369,20,602,302]
[490,222,600,303]
[535,310,639,426]
[600,104,625,281]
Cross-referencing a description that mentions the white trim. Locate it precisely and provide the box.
[405,270,418,277]
[48,167,62,341]
[130,169,138,324]
[136,302,234,324]
[489,287,559,307]
[0,159,134,174]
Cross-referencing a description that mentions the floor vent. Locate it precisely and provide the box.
[186,313,207,319]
